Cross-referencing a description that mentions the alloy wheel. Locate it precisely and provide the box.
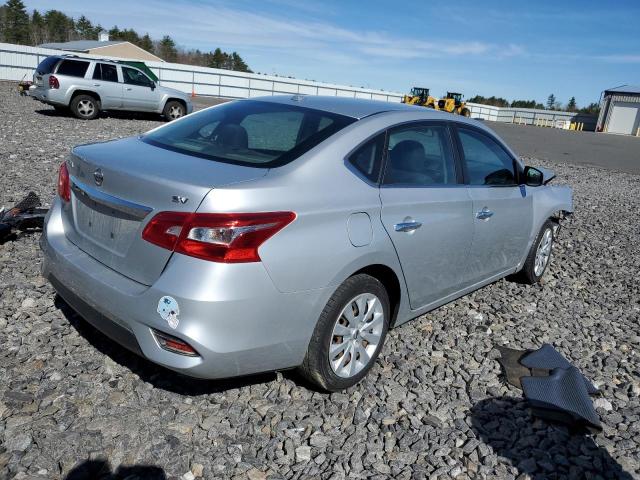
[534,228,553,276]
[77,99,95,117]
[168,105,184,119]
[329,293,384,378]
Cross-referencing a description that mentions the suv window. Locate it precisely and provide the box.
[56,60,90,78]
[142,100,355,168]
[383,124,456,186]
[457,127,516,186]
[348,134,385,183]
[92,63,118,82]
[122,66,153,86]
[36,56,59,74]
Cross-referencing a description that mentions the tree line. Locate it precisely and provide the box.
[467,93,599,115]
[0,0,252,71]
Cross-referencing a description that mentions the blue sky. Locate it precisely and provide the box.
[24,0,640,106]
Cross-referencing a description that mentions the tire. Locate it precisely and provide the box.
[461,108,471,117]
[70,94,99,120]
[299,274,390,391]
[518,219,556,284]
[163,100,186,121]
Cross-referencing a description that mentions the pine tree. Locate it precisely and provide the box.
[158,35,177,62]
[567,97,577,112]
[75,15,96,39]
[30,9,45,45]
[138,33,154,53]
[209,48,226,68]
[2,0,30,44]
[546,94,556,110]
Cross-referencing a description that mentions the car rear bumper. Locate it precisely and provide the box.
[30,87,66,106]
[41,198,329,379]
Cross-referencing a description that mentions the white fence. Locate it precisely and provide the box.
[0,42,404,102]
[467,102,597,130]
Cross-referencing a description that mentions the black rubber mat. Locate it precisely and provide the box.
[521,366,602,433]
[520,344,599,394]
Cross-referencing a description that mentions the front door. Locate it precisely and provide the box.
[379,122,474,309]
[454,126,532,282]
[121,66,160,111]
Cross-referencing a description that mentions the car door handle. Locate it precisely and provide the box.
[476,208,494,220]
[394,221,422,232]
[93,83,100,87]
[126,87,132,91]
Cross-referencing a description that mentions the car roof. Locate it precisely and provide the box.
[252,95,424,119]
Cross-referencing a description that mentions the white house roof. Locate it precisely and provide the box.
[39,40,126,51]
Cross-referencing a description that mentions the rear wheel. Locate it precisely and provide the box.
[299,274,390,391]
[70,94,99,120]
[518,219,555,284]
[163,100,185,121]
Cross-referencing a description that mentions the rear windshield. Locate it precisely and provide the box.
[142,100,356,168]
[56,59,90,78]
[35,56,59,74]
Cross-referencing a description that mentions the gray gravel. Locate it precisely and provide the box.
[1,81,639,480]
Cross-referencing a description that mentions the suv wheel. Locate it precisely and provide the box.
[163,101,185,121]
[71,94,99,120]
[299,274,390,391]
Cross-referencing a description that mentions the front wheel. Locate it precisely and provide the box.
[163,100,186,121]
[461,108,471,117]
[299,274,390,391]
[518,219,556,284]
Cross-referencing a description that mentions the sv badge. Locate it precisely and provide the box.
[172,195,188,204]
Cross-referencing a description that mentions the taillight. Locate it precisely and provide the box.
[57,162,71,202]
[49,75,59,89]
[142,211,296,263]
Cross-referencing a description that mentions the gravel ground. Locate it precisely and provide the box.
[1,81,639,480]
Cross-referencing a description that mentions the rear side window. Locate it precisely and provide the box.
[348,134,385,183]
[143,100,356,168]
[457,128,516,186]
[383,124,457,186]
[93,63,118,82]
[36,56,59,74]
[56,60,90,78]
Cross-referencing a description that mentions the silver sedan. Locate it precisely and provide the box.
[41,96,573,390]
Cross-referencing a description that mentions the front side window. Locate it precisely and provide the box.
[348,134,385,183]
[142,100,355,168]
[56,60,90,78]
[122,67,153,86]
[457,128,517,186]
[383,124,456,186]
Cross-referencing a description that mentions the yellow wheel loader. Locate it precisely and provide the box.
[401,87,437,108]
[436,92,471,116]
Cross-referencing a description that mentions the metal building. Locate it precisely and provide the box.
[597,85,640,135]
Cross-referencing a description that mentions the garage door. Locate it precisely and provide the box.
[607,102,640,135]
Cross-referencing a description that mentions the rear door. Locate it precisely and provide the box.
[453,125,532,282]
[379,121,474,309]
[92,63,122,109]
[121,66,160,111]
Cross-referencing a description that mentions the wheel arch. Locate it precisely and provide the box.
[164,97,187,110]
[70,89,102,106]
[351,264,402,328]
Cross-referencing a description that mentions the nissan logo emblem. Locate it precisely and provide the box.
[94,168,104,186]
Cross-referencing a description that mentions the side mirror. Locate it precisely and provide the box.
[523,166,544,187]
[150,82,156,90]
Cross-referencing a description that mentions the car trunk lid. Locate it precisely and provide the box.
[62,136,267,285]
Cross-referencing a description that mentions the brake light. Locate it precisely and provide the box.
[142,211,295,263]
[57,162,71,202]
[49,75,59,89]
